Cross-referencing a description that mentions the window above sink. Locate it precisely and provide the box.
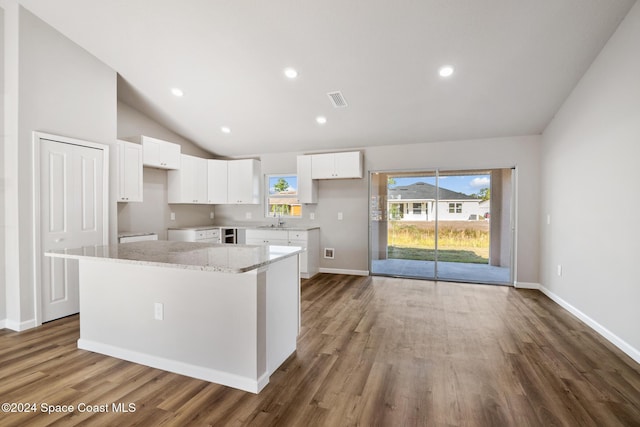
[265,174,302,219]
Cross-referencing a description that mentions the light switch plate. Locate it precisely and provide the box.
[170,212,176,221]
[337,212,343,220]
[154,302,164,320]
[246,212,252,219]
[310,213,315,220]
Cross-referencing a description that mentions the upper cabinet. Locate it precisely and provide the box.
[227,159,261,204]
[207,159,228,204]
[132,135,181,169]
[168,154,208,204]
[168,156,260,205]
[296,155,318,204]
[310,151,363,179]
[116,140,143,202]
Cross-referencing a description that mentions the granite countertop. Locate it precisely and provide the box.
[118,231,158,238]
[222,224,320,231]
[46,241,303,274]
[167,226,221,231]
[168,224,320,231]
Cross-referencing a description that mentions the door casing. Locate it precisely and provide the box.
[32,131,109,326]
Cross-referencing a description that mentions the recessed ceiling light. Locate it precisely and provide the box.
[284,68,298,79]
[438,66,454,78]
[171,87,184,97]
[220,126,231,134]
[316,116,327,125]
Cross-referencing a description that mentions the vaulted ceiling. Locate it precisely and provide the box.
[18,0,637,157]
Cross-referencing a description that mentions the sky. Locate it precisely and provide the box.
[390,175,490,196]
[269,175,298,194]
[269,174,490,196]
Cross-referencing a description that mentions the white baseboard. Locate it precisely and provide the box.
[514,281,540,290]
[319,268,369,276]
[4,318,37,331]
[77,339,267,394]
[540,286,640,365]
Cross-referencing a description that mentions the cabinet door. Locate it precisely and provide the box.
[296,155,318,203]
[161,141,181,169]
[228,159,260,204]
[142,138,161,167]
[193,157,208,203]
[140,136,181,169]
[246,229,288,244]
[168,155,193,203]
[117,140,143,202]
[310,153,336,179]
[168,155,208,203]
[208,159,228,204]
[168,155,191,203]
[334,151,363,178]
[289,239,308,273]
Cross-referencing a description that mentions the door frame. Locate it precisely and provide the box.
[368,166,518,285]
[32,131,110,326]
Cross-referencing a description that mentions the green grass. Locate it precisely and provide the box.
[388,246,489,264]
[387,221,490,263]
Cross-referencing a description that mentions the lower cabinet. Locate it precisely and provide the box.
[245,228,319,279]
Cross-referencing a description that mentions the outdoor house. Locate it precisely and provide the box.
[388,182,488,221]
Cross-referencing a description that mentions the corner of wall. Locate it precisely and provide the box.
[539,284,640,364]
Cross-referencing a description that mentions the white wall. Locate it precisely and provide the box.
[540,2,640,361]
[0,6,6,324]
[116,101,216,239]
[215,135,541,283]
[3,4,116,329]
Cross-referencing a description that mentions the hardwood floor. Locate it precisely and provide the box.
[1,274,639,426]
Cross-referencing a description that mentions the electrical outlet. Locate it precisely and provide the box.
[557,265,562,277]
[309,213,315,220]
[246,212,252,219]
[547,214,551,225]
[337,212,343,220]
[170,212,175,221]
[210,211,214,219]
[154,302,164,320]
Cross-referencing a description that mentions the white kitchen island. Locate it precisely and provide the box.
[46,241,302,393]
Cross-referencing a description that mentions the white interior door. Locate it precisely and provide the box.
[40,139,105,322]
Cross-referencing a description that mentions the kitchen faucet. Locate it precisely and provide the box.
[275,212,285,228]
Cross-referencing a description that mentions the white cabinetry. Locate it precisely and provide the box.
[227,159,260,204]
[167,155,208,203]
[116,140,143,202]
[296,155,318,204]
[165,156,259,205]
[310,151,363,179]
[245,229,289,246]
[134,135,181,169]
[245,228,319,278]
[207,159,228,204]
[168,228,221,243]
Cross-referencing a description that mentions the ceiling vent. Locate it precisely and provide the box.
[327,91,348,108]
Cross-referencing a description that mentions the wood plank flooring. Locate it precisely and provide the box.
[1,274,639,426]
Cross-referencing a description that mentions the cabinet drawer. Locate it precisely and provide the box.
[203,229,220,239]
[245,229,288,240]
[288,231,308,241]
[246,237,288,245]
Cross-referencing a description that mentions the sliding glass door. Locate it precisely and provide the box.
[370,168,513,285]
